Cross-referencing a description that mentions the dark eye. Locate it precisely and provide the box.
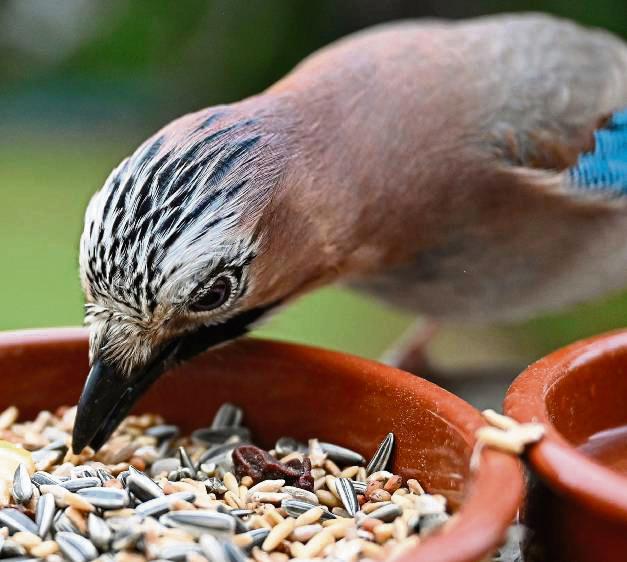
[190,276,232,312]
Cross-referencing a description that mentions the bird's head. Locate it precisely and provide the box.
[72,108,293,452]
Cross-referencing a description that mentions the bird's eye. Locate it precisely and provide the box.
[190,276,232,312]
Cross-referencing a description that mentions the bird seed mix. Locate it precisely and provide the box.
[0,403,508,562]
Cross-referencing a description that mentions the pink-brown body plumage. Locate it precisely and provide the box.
[74,13,627,451]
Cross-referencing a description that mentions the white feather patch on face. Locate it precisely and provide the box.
[78,112,280,374]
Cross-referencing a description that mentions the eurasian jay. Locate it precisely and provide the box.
[72,13,627,451]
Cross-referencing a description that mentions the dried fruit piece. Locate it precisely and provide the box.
[233,446,313,491]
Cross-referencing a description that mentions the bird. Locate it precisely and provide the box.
[72,13,627,452]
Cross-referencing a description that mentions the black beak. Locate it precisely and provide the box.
[72,304,275,452]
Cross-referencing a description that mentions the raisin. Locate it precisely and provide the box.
[232,445,314,491]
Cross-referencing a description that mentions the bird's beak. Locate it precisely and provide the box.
[72,303,275,452]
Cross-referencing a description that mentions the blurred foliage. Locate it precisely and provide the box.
[2,0,625,131]
[0,0,626,361]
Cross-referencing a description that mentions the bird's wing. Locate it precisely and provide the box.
[473,15,627,197]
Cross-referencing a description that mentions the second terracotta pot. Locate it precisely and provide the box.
[505,329,627,562]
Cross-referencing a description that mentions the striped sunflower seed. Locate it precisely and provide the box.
[319,443,366,466]
[87,513,111,550]
[0,508,39,534]
[12,463,33,504]
[335,478,359,516]
[145,424,180,441]
[35,492,56,538]
[177,447,195,473]
[156,542,203,561]
[274,437,306,457]
[211,403,243,429]
[223,540,248,562]
[135,491,196,518]
[56,531,98,562]
[199,534,229,562]
[364,503,402,522]
[160,510,235,536]
[61,477,101,492]
[192,426,251,446]
[32,471,61,487]
[282,499,336,520]
[76,487,129,509]
[366,433,395,475]
[127,465,164,501]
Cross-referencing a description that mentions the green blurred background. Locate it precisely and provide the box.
[1,0,626,366]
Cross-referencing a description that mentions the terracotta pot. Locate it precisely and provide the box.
[504,329,627,562]
[0,328,522,562]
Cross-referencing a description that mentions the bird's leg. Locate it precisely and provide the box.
[381,319,440,377]
[383,321,529,410]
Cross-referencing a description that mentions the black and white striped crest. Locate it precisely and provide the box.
[80,111,278,325]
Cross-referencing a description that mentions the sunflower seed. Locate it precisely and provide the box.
[364,503,402,522]
[35,493,56,537]
[223,541,248,562]
[366,433,395,475]
[1,539,27,557]
[155,542,203,561]
[281,486,318,505]
[87,513,111,550]
[211,403,243,429]
[0,508,38,534]
[196,442,240,469]
[31,470,62,488]
[76,487,129,509]
[335,478,359,516]
[12,464,32,504]
[61,478,101,492]
[112,528,141,551]
[160,510,235,536]
[127,465,163,501]
[96,469,114,483]
[54,513,81,534]
[146,424,180,441]
[229,509,254,518]
[240,528,270,550]
[199,534,228,562]
[106,515,142,532]
[135,492,195,518]
[199,463,217,477]
[150,457,180,477]
[282,499,336,520]
[31,449,63,471]
[167,468,193,482]
[205,478,227,495]
[215,505,248,533]
[117,471,129,487]
[70,467,97,479]
[177,447,195,472]
[274,437,306,457]
[56,531,98,562]
[319,443,366,466]
[352,481,367,494]
[192,426,251,446]
[417,512,450,536]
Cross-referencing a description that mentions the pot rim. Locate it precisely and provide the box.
[0,327,523,562]
[504,328,627,521]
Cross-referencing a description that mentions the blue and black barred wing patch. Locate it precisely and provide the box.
[569,109,627,195]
